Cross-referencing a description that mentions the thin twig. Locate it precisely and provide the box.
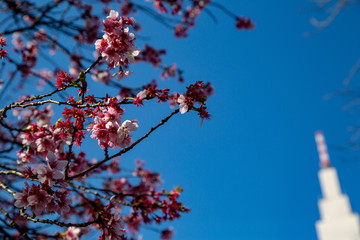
[19,209,98,228]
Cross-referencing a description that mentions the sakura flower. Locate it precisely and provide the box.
[108,9,119,20]
[17,149,37,164]
[14,182,31,209]
[87,106,138,149]
[35,133,55,154]
[36,164,61,187]
[36,154,67,187]
[136,90,147,100]
[102,107,122,124]
[117,120,138,148]
[105,121,121,148]
[95,10,139,79]
[52,128,72,153]
[101,201,126,240]
[134,90,146,107]
[177,95,188,114]
[236,17,255,30]
[54,189,71,215]
[14,192,30,208]
[27,189,52,216]
[65,227,81,240]
[112,69,133,81]
[121,120,138,132]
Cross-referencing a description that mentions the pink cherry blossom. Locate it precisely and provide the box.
[95,10,139,78]
[65,227,81,240]
[14,182,31,209]
[27,189,52,216]
[36,161,67,187]
[177,94,188,114]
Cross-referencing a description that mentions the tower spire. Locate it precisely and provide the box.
[315,131,330,168]
[315,131,360,240]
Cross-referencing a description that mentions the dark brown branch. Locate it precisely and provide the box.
[19,209,98,228]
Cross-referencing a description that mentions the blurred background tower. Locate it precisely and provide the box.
[315,131,360,240]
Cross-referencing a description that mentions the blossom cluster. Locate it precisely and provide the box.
[18,123,72,162]
[174,0,211,38]
[0,37,7,59]
[95,10,139,77]
[87,104,138,149]
[133,83,170,107]
[55,70,75,89]
[14,182,70,216]
[153,0,181,14]
[176,81,214,120]
[96,198,126,240]
[107,161,189,236]
[139,44,166,68]
[236,17,255,30]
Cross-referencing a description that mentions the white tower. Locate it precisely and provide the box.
[315,131,360,240]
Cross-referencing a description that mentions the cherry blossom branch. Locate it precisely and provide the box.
[68,109,180,180]
[68,182,133,207]
[210,2,239,18]
[0,97,135,118]
[0,89,62,119]
[0,181,16,196]
[0,169,24,177]
[0,56,102,119]
[19,209,98,228]
[0,163,19,172]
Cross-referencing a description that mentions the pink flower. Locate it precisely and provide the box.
[35,134,55,153]
[112,69,133,81]
[105,121,121,148]
[102,107,122,124]
[134,90,147,107]
[36,153,67,187]
[95,10,139,78]
[27,189,52,216]
[136,90,147,100]
[54,189,71,215]
[117,120,138,148]
[87,106,137,149]
[0,37,6,47]
[177,95,188,114]
[14,182,31,208]
[17,149,37,164]
[65,227,81,240]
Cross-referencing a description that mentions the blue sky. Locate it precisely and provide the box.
[123,1,360,239]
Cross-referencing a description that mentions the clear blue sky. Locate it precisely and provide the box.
[121,1,360,239]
